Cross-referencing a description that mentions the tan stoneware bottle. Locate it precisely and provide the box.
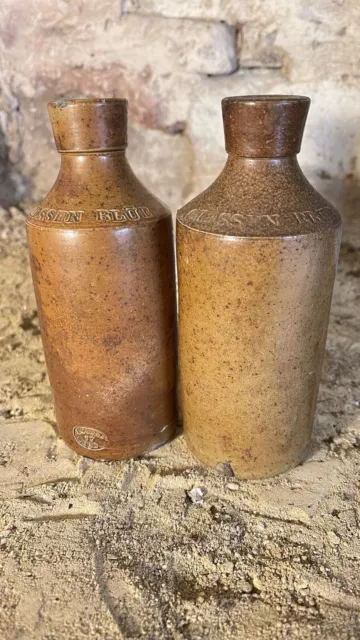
[27,98,176,459]
[177,95,342,479]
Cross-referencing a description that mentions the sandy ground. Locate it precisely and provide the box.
[0,205,359,639]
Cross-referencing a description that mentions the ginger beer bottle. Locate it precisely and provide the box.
[27,99,176,459]
[177,96,341,478]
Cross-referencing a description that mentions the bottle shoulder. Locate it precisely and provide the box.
[177,168,342,239]
[26,154,172,231]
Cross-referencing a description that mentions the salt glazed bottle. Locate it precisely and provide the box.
[177,95,342,479]
[27,98,176,459]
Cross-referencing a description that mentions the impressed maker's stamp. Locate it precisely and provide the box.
[29,205,154,225]
[73,426,109,451]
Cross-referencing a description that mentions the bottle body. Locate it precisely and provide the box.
[177,218,340,478]
[26,100,176,459]
[177,98,341,478]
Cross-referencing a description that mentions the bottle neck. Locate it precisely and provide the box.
[225,153,300,170]
[53,150,134,194]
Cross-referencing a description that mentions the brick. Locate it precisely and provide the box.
[0,10,238,78]
[124,0,223,20]
[78,15,238,77]
[236,1,359,83]
[239,22,287,70]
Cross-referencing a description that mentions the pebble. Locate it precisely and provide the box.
[239,580,253,593]
[327,531,340,545]
[226,483,239,491]
[186,487,204,505]
[252,576,263,591]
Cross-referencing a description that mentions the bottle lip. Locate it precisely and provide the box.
[222,95,310,105]
[221,94,311,157]
[48,98,128,152]
[48,98,128,108]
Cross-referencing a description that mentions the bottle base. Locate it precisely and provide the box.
[185,439,311,480]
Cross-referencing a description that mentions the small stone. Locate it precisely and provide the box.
[327,531,340,545]
[215,462,234,477]
[239,580,253,593]
[252,576,263,591]
[186,487,204,504]
[226,482,239,491]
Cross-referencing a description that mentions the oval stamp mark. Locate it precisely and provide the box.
[73,426,109,451]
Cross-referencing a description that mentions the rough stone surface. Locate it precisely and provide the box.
[0,0,359,218]
[0,208,359,638]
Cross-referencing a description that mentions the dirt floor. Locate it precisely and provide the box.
[0,204,359,639]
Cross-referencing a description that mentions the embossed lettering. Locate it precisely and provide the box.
[138,207,152,218]
[265,214,281,226]
[112,210,128,221]
[308,208,327,223]
[96,210,127,222]
[29,207,83,223]
[95,206,153,223]
[196,210,210,222]
[67,211,83,222]
[293,211,311,224]
[29,206,154,225]
[182,206,333,227]
[73,426,109,451]
[232,214,245,225]
[123,207,140,220]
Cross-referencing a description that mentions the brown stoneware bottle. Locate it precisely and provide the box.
[27,98,176,459]
[177,95,342,479]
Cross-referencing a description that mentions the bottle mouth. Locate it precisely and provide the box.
[222,95,310,104]
[49,98,128,108]
[48,98,128,153]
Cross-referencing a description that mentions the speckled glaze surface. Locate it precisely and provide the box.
[177,96,342,479]
[26,99,176,459]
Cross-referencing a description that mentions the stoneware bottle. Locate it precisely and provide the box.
[177,95,342,479]
[27,98,176,459]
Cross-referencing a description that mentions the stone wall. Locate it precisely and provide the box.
[0,0,360,227]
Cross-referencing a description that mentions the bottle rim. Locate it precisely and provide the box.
[48,98,128,108]
[222,95,310,105]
